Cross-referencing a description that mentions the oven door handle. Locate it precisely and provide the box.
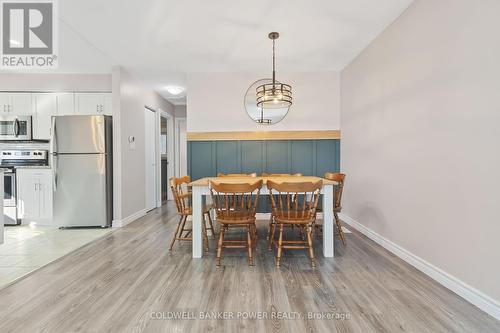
[14,119,20,137]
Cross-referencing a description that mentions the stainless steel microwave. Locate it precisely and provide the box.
[0,115,32,141]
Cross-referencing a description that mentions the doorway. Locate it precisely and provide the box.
[160,115,168,203]
[144,108,157,212]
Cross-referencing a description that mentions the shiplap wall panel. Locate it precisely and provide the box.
[241,141,264,175]
[188,139,340,180]
[215,141,239,175]
[291,140,314,176]
[265,140,290,174]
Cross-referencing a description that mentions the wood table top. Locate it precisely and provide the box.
[189,176,338,187]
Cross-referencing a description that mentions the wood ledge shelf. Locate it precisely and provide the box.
[187,130,341,141]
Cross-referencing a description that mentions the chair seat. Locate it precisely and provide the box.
[216,209,256,224]
[274,211,315,225]
[180,204,212,216]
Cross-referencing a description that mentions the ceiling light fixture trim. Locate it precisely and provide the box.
[165,86,185,96]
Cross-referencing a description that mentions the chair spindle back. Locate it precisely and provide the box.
[267,181,322,221]
[324,172,345,210]
[170,176,191,214]
[209,180,263,217]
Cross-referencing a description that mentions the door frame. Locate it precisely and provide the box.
[144,106,158,211]
[144,106,174,210]
[174,117,187,178]
[158,110,174,205]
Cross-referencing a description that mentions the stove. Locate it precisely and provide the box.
[1,149,49,225]
[0,150,48,168]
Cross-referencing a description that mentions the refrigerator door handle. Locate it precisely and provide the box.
[50,116,57,153]
[52,153,58,191]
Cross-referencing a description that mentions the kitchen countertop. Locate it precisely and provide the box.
[14,166,51,169]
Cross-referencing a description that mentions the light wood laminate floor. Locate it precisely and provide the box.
[0,203,498,333]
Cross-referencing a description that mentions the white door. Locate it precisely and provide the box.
[145,108,157,211]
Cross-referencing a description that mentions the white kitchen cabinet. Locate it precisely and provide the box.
[57,93,75,115]
[33,93,76,140]
[16,169,53,225]
[0,93,10,113]
[33,93,57,140]
[0,93,33,115]
[75,93,112,116]
[103,93,112,115]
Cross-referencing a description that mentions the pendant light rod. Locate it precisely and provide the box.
[269,32,279,86]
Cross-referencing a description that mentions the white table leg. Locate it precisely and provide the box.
[192,186,203,258]
[322,185,334,257]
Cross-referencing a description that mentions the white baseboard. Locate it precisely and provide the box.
[112,209,147,228]
[339,213,500,321]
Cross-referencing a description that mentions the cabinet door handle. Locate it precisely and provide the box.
[34,183,37,191]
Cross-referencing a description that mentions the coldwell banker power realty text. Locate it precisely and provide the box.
[1,0,58,69]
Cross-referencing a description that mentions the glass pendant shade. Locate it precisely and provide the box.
[256,82,292,109]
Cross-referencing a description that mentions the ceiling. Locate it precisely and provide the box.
[3,0,414,105]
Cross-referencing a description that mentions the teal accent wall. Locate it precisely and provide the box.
[187,139,340,180]
[187,139,340,212]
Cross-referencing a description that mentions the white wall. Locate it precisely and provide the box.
[187,72,340,132]
[174,105,187,118]
[112,67,174,222]
[0,73,111,91]
[341,0,500,312]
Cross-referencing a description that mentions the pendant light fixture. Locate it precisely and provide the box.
[256,32,292,109]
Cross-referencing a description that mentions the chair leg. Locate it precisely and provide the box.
[334,212,346,246]
[268,218,276,250]
[266,214,273,240]
[247,225,254,266]
[169,215,184,251]
[276,223,284,266]
[206,212,217,239]
[179,215,188,238]
[251,224,258,246]
[307,225,316,268]
[216,225,225,266]
[202,215,209,252]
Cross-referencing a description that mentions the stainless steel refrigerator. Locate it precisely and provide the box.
[51,115,113,228]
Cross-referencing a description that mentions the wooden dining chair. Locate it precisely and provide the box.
[267,180,322,267]
[169,176,216,251]
[209,180,263,266]
[263,173,303,242]
[217,173,257,177]
[315,172,347,246]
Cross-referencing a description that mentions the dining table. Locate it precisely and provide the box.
[188,176,338,259]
